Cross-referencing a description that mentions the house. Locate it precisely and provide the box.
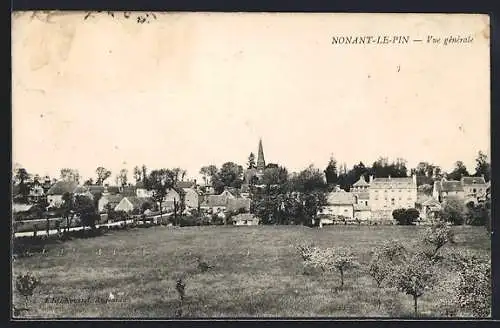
[28,184,45,203]
[114,196,153,214]
[232,213,260,226]
[353,203,371,222]
[432,178,465,202]
[135,181,154,198]
[320,191,355,219]
[420,198,442,223]
[461,176,487,203]
[98,187,124,213]
[182,188,199,209]
[369,175,418,222]
[73,186,95,200]
[46,181,78,208]
[227,198,251,213]
[201,194,228,214]
[351,175,370,193]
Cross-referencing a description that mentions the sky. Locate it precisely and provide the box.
[12,12,490,183]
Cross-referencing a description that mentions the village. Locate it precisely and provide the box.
[12,139,491,235]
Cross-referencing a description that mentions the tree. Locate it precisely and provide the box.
[118,169,128,187]
[447,161,469,181]
[324,156,338,186]
[393,253,437,316]
[60,168,80,183]
[199,165,218,186]
[474,151,490,182]
[308,247,359,288]
[15,168,30,203]
[213,162,244,194]
[133,166,142,183]
[455,254,491,317]
[145,169,176,222]
[95,167,112,186]
[440,196,466,225]
[261,166,288,187]
[74,194,98,230]
[172,167,187,182]
[83,178,94,186]
[247,153,256,169]
[392,208,408,225]
[422,221,455,259]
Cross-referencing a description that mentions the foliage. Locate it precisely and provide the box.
[455,254,491,317]
[133,166,142,182]
[447,161,469,181]
[96,167,112,186]
[392,253,437,315]
[15,168,31,203]
[145,169,176,219]
[60,168,80,183]
[440,196,466,225]
[392,208,420,225]
[308,247,359,287]
[74,194,99,228]
[422,221,455,259]
[247,153,256,169]
[474,151,490,182]
[212,162,244,194]
[296,242,317,262]
[324,156,338,186]
[118,169,128,187]
[16,272,40,306]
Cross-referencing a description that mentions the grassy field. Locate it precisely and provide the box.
[12,224,490,318]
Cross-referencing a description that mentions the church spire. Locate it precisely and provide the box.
[257,138,266,171]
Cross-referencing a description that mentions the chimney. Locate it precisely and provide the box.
[369,175,374,183]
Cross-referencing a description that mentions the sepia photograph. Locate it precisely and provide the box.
[11,11,491,319]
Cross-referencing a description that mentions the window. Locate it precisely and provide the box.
[391,198,395,205]
[399,189,402,192]
[473,188,477,193]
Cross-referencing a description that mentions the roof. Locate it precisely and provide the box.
[88,185,105,194]
[327,191,355,205]
[353,204,370,211]
[461,176,486,185]
[353,176,369,187]
[227,198,251,211]
[12,203,34,213]
[123,196,153,209]
[107,186,120,194]
[107,195,125,204]
[371,177,415,188]
[73,186,90,194]
[353,192,369,200]
[417,193,433,204]
[232,213,259,222]
[204,195,228,207]
[422,198,442,208]
[441,181,464,192]
[176,181,196,189]
[121,186,137,196]
[46,181,78,195]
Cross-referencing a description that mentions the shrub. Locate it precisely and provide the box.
[296,242,317,262]
[393,208,420,225]
[440,197,466,225]
[15,272,40,308]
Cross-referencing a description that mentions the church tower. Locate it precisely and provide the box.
[257,138,266,171]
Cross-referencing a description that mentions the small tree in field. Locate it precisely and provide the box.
[422,221,455,260]
[15,272,40,313]
[309,247,358,288]
[393,253,437,316]
[454,254,491,317]
[369,241,408,308]
[440,197,466,225]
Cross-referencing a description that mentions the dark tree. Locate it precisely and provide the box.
[324,156,338,186]
[247,153,256,169]
[145,169,176,222]
[474,151,490,182]
[447,161,470,181]
[95,167,112,186]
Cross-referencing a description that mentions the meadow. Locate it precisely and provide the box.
[12,224,490,318]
